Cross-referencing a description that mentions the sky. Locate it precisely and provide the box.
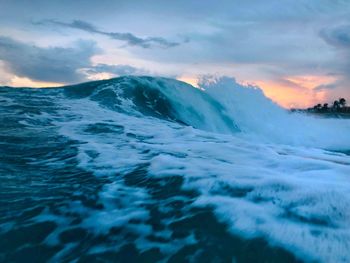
[0,0,350,108]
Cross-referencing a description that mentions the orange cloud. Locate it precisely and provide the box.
[285,75,337,90]
[254,75,338,108]
[7,76,63,88]
[177,74,335,108]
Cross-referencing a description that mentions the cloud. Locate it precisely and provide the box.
[314,24,350,102]
[0,36,98,83]
[0,60,13,85]
[320,25,350,49]
[1,0,350,105]
[37,19,181,48]
[83,63,148,76]
[314,83,337,91]
[319,24,350,79]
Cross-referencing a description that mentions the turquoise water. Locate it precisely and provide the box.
[1,77,349,262]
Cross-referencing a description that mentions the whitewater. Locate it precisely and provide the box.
[1,76,350,262]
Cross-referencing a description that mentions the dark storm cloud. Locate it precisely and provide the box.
[37,19,181,48]
[0,36,98,83]
[84,64,148,76]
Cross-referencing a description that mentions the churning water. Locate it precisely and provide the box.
[1,76,350,262]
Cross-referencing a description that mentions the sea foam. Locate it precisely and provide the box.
[55,77,350,261]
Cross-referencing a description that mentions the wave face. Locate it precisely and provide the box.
[64,76,240,133]
[65,76,350,149]
[1,76,350,262]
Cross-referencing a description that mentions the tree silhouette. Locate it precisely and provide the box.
[339,98,346,107]
[314,103,322,110]
[309,98,348,114]
[333,100,340,110]
[322,103,328,111]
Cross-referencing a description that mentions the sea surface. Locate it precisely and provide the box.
[1,76,350,262]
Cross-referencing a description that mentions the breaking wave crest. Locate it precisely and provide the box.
[1,76,350,262]
[64,76,350,149]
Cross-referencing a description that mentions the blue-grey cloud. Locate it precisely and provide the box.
[320,25,350,76]
[0,36,98,83]
[318,24,350,101]
[84,63,148,76]
[1,0,350,103]
[37,19,181,48]
[314,83,337,91]
[320,25,350,49]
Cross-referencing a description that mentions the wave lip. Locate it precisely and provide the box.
[62,76,350,150]
[63,76,239,134]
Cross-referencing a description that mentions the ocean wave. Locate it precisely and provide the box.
[1,76,350,262]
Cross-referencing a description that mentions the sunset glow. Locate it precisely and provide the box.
[7,76,63,88]
[254,76,337,108]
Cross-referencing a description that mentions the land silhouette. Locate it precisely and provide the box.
[292,98,350,117]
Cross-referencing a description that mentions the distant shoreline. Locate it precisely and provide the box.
[290,98,349,119]
[290,110,350,119]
